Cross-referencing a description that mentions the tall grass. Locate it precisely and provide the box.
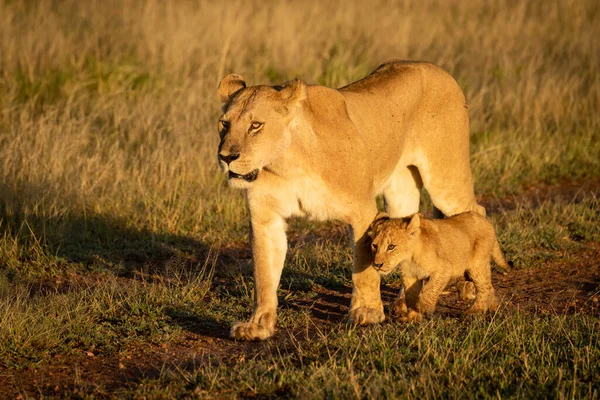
[1,1,598,270]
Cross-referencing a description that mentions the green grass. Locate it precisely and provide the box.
[496,197,600,267]
[125,312,599,399]
[1,0,599,397]
[1,198,598,398]
[0,254,216,368]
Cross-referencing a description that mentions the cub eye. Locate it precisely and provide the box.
[371,243,378,251]
[249,121,263,132]
[218,120,230,132]
[387,244,396,251]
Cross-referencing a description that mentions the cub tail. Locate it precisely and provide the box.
[491,239,511,275]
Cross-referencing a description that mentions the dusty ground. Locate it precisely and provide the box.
[1,180,599,398]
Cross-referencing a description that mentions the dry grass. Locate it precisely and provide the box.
[1,0,598,253]
[0,0,599,397]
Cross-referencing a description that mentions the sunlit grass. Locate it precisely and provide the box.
[0,0,599,396]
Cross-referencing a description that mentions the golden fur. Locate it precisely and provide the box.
[217,61,485,340]
[369,212,508,322]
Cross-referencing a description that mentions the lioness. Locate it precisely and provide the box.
[369,212,509,322]
[217,61,485,340]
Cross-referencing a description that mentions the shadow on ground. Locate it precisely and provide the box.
[0,181,210,276]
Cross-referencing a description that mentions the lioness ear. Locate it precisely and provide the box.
[279,78,306,110]
[407,214,420,237]
[218,74,246,104]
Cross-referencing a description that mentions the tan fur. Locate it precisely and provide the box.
[217,61,485,340]
[369,212,509,321]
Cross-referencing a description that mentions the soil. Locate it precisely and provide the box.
[1,180,599,398]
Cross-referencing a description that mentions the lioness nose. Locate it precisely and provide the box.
[219,152,240,164]
[373,262,383,269]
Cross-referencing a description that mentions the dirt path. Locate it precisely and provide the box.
[1,180,599,398]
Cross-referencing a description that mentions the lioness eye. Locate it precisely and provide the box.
[249,121,263,132]
[219,120,229,132]
[387,244,396,251]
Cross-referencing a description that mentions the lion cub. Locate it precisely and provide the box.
[369,211,509,322]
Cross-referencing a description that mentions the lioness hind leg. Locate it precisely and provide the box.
[417,152,485,218]
[383,165,422,218]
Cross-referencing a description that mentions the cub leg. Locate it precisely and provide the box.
[457,271,477,301]
[383,165,422,218]
[397,273,425,322]
[401,273,423,311]
[457,280,477,301]
[392,286,408,317]
[466,263,499,313]
[416,272,450,316]
[392,274,422,318]
[230,210,287,340]
[350,208,385,325]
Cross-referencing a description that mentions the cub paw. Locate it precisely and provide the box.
[392,298,409,318]
[230,322,274,341]
[466,301,491,314]
[350,307,385,325]
[467,293,499,314]
[457,280,477,301]
[399,310,424,323]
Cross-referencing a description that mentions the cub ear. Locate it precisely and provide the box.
[218,74,246,104]
[367,212,390,237]
[407,214,421,238]
[373,212,390,223]
[279,78,306,110]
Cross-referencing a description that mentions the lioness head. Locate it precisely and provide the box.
[216,74,307,188]
[368,212,421,275]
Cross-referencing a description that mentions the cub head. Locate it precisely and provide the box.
[216,74,306,188]
[368,212,421,275]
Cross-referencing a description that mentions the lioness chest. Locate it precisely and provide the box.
[248,171,358,223]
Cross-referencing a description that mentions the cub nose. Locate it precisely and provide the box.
[373,262,383,269]
[219,152,240,165]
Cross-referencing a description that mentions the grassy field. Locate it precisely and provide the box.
[0,0,599,398]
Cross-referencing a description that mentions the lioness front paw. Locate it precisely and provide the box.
[230,322,274,341]
[350,307,385,325]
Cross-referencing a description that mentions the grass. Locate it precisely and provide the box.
[0,0,599,397]
[128,312,599,399]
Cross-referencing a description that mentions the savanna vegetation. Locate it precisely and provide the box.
[0,0,598,397]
